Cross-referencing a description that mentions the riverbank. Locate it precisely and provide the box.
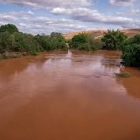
[0,51,28,60]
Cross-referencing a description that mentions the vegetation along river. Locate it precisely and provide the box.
[0,50,140,140]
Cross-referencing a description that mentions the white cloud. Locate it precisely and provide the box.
[110,0,136,6]
[131,9,140,14]
[51,7,139,27]
[0,0,92,8]
[116,12,125,16]
[0,11,92,34]
[0,0,139,34]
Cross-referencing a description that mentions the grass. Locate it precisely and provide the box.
[115,72,131,78]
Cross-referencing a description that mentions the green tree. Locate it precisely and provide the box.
[34,34,51,51]
[121,34,140,67]
[70,33,101,51]
[0,24,19,34]
[0,32,15,53]
[49,32,67,50]
[35,32,67,51]
[101,30,127,50]
[13,32,42,54]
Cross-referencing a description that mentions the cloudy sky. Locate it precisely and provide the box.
[0,0,140,34]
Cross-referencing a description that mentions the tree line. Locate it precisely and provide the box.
[0,24,67,55]
[0,24,140,67]
[70,30,140,67]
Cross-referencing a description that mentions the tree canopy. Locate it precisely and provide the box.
[121,34,140,67]
[0,24,19,34]
[70,33,102,51]
[101,30,127,50]
[0,24,67,55]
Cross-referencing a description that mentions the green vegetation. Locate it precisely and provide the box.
[0,24,67,58]
[101,30,127,50]
[115,72,130,78]
[0,24,19,34]
[0,23,140,68]
[101,30,140,67]
[121,34,140,67]
[70,33,102,51]
[34,32,67,51]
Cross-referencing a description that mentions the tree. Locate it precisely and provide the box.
[70,33,101,51]
[101,30,127,50]
[0,24,19,34]
[35,32,67,51]
[121,34,140,67]
[35,34,49,51]
[0,32,15,53]
[49,32,67,50]
[13,32,42,54]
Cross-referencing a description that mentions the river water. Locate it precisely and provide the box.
[0,50,140,140]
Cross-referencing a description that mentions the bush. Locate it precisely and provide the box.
[121,44,140,67]
[0,24,67,56]
[13,32,42,54]
[0,24,19,34]
[70,33,101,51]
[101,30,127,50]
[121,34,140,67]
[35,32,67,51]
[0,32,15,53]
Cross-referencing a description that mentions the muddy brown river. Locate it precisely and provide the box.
[0,50,140,140]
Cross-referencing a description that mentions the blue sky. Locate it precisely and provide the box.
[0,0,140,34]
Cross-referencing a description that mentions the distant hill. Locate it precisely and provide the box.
[63,29,140,40]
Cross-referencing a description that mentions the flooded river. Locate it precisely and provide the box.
[0,50,140,140]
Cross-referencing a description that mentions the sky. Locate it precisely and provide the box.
[0,0,140,34]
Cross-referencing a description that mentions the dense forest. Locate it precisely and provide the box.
[0,24,140,67]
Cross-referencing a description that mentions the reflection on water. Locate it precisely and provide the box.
[0,50,140,140]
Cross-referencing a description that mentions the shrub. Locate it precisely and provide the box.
[70,33,101,51]
[101,30,127,50]
[121,34,140,67]
[0,24,19,34]
[35,32,67,51]
[121,44,140,67]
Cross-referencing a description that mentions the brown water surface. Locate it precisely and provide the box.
[0,50,140,140]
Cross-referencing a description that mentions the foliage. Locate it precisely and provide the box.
[0,24,67,56]
[0,31,15,53]
[49,32,67,50]
[1,23,140,68]
[0,24,19,34]
[101,30,127,50]
[70,33,101,51]
[115,72,130,78]
[35,32,67,51]
[13,32,42,54]
[121,34,140,67]
[34,35,50,51]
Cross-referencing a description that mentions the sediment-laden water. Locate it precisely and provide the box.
[0,50,140,140]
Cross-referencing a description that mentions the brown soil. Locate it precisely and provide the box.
[63,29,140,39]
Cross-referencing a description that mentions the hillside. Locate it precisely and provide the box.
[63,29,140,40]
